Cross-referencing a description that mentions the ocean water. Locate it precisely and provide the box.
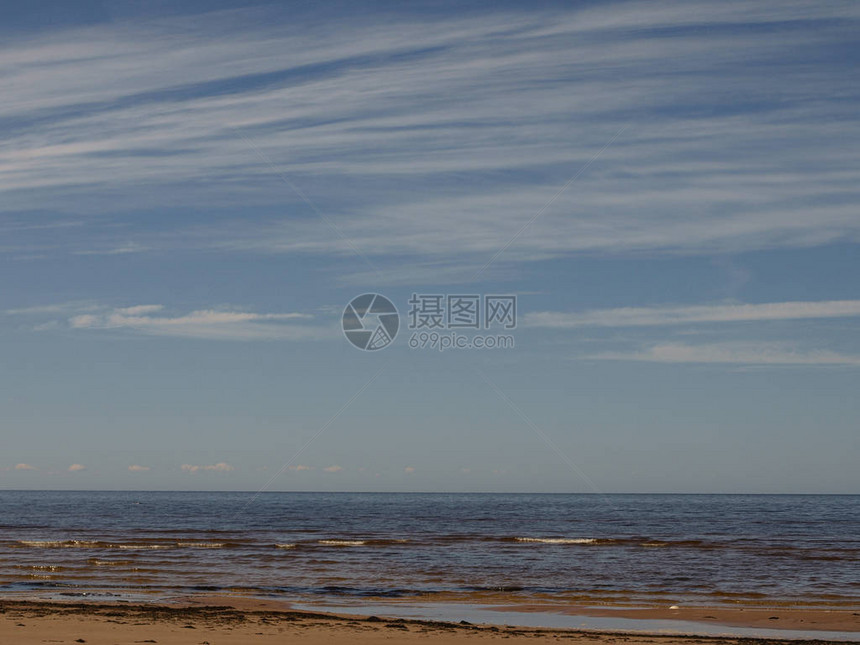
[0,491,858,607]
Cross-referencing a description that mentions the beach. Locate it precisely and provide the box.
[2,599,859,645]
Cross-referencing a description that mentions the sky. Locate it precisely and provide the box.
[1,0,859,493]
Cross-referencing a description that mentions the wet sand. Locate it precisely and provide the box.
[1,599,858,645]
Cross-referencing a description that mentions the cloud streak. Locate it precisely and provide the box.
[590,342,860,366]
[526,300,860,328]
[10,302,329,341]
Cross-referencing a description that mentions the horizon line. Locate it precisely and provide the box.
[0,489,856,496]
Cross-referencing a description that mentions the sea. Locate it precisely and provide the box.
[1,491,858,609]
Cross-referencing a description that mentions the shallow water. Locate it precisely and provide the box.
[294,601,860,641]
[1,491,858,608]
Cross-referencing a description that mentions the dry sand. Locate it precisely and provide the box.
[1,600,858,645]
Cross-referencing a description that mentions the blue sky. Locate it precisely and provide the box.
[1,0,859,492]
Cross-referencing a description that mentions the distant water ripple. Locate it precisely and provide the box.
[1,492,857,607]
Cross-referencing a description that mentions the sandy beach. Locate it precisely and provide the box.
[1,599,858,645]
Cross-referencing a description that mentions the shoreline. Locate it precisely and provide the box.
[1,597,858,644]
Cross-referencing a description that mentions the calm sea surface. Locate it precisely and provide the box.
[0,492,857,607]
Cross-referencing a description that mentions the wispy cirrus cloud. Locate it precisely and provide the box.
[1,2,858,271]
[526,300,860,329]
[590,342,860,366]
[10,302,330,341]
[5,302,100,316]
[531,299,860,367]
[69,306,325,341]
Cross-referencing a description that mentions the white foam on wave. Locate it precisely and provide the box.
[177,542,224,548]
[275,543,296,549]
[514,537,598,544]
[17,540,99,548]
[318,539,366,546]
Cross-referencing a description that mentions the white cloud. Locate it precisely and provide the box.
[525,300,860,329]
[323,465,343,473]
[14,463,36,471]
[289,464,313,471]
[68,464,86,472]
[115,305,164,316]
[69,314,100,328]
[6,302,99,316]
[48,303,327,341]
[404,466,416,474]
[74,243,151,256]
[128,465,150,472]
[590,342,860,366]
[181,462,235,473]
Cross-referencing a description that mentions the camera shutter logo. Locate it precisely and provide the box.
[342,294,400,351]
